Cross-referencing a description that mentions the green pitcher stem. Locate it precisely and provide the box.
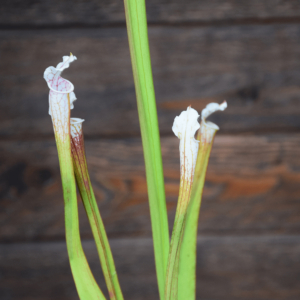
[51,109,106,300]
[165,175,192,300]
[70,119,124,300]
[124,1,170,299]
[177,138,215,300]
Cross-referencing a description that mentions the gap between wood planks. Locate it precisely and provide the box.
[2,16,300,30]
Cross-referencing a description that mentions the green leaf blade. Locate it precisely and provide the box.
[124,1,170,299]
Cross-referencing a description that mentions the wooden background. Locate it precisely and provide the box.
[0,0,300,299]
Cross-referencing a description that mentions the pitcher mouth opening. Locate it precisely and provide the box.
[203,120,219,131]
[70,118,85,124]
[47,80,74,94]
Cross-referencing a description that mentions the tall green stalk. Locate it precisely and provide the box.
[124,1,170,299]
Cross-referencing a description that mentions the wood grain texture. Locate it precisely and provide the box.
[1,0,300,27]
[0,236,299,300]
[1,24,300,138]
[0,134,299,242]
[1,1,299,298]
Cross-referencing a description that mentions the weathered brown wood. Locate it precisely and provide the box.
[1,0,300,27]
[0,236,299,300]
[0,134,300,241]
[2,24,300,138]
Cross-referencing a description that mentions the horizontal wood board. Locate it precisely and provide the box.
[0,236,299,300]
[1,24,300,137]
[0,134,299,242]
[1,0,300,26]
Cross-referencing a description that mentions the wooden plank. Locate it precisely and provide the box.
[0,134,300,241]
[0,235,299,300]
[1,24,300,138]
[1,0,300,27]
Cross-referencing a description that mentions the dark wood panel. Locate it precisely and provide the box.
[1,24,300,137]
[0,134,300,242]
[1,0,300,27]
[0,235,299,300]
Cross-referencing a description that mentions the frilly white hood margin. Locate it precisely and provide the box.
[43,54,77,142]
[200,101,227,143]
[44,54,77,116]
[172,102,227,182]
[172,106,200,183]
